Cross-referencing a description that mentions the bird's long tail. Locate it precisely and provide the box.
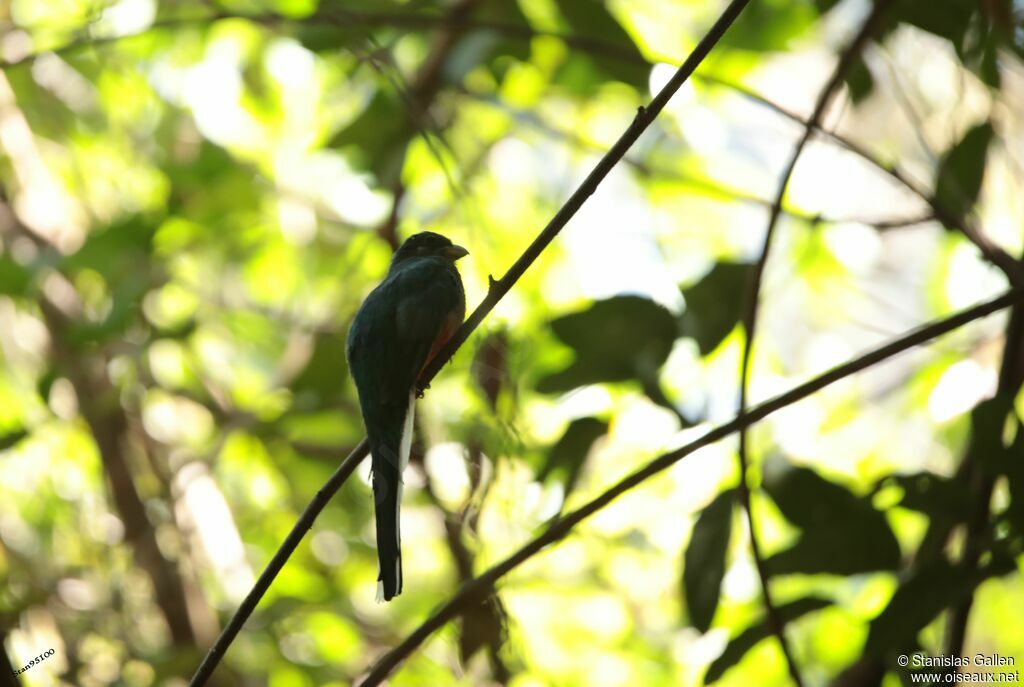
[369,392,415,602]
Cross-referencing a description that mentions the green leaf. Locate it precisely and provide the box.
[967,396,1013,477]
[291,332,350,404]
[679,262,752,356]
[0,428,28,451]
[68,279,150,346]
[887,471,972,523]
[764,465,901,575]
[0,255,31,296]
[328,90,410,186]
[683,488,734,632]
[454,0,533,80]
[895,0,973,48]
[536,416,608,497]
[812,0,843,13]
[293,24,364,53]
[718,0,817,52]
[1002,422,1024,534]
[706,596,831,683]
[553,0,650,91]
[845,56,875,104]
[537,295,677,393]
[934,121,994,221]
[865,560,974,655]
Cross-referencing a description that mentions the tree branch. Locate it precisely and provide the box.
[414,441,510,683]
[943,263,1024,661]
[360,286,1022,686]
[7,6,1017,280]
[735,5,893,686]
[455,87,932,232]
[188,0,754,683]
[694,74,1022,284]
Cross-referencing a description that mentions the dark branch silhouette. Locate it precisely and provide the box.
[360,286,1023,686]
[189,0,754,682]
[735,4,894,685]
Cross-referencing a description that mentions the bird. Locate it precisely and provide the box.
[347,231,468,601]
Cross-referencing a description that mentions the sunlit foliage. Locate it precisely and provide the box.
[1,0,1023,685]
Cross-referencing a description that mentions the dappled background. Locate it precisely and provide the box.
[1,0,1023,685]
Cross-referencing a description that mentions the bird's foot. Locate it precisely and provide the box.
[416,383,430,399]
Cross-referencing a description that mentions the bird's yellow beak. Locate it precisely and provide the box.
[442,244,469,261]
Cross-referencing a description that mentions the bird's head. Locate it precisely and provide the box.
[392,231,469,266]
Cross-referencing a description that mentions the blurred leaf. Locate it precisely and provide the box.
[719,0,817,52]
[63,215,156,275]
[0,428,28,451]
[538,295,677,393]
[1005,424,1024,533]
[553,0,650,91]
[69,279,151,346]
[279,409,363,449]
[865,560,973,655]
[679,262,752,356]
[764,465,901,575]
[472,329,510,411]
[683,488,734,632]
[706,596,831,683]
[896,0,973,48]
[459,594,507,665]
[959,23,1003,88]
[164,141,261,219]
[329,90,409,185]
[536,416,608,497]
[294,23,364,53]
[291,332,350,403]
[967,395,1013,477]
[934,121,994,221]
[887,471,971,522]
[845,57,875,104]
[0,256,31,296]
[452,1,533,80]
[812,0,843,13]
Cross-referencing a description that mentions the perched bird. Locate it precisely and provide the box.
[347,231,468,601]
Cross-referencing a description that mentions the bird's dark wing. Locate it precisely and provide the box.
[390,258,466,387]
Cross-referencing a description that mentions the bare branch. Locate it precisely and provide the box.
[735,5,894,685]
[696,74,1022,283]
[455,87,931,232]
[188,1,754,683]
[944,274,1024,660]
[360,286,1022,686]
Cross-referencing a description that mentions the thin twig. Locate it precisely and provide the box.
[360,286,1022,686]
[944,269,1024,660]
[735,6,893,686]
[456,87,931,232]
[696,74,1022,283]
[7,3,1014,276]
[419,0,752,383]
[188,1,753,682]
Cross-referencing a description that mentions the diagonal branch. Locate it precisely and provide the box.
[735,5,894,686]
[455,87,932,232]
[188,1,754,683]
[360,286,1022,686]
[695,74,1022,284]
[6,4,1015,278]
[943,251,1024,661]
